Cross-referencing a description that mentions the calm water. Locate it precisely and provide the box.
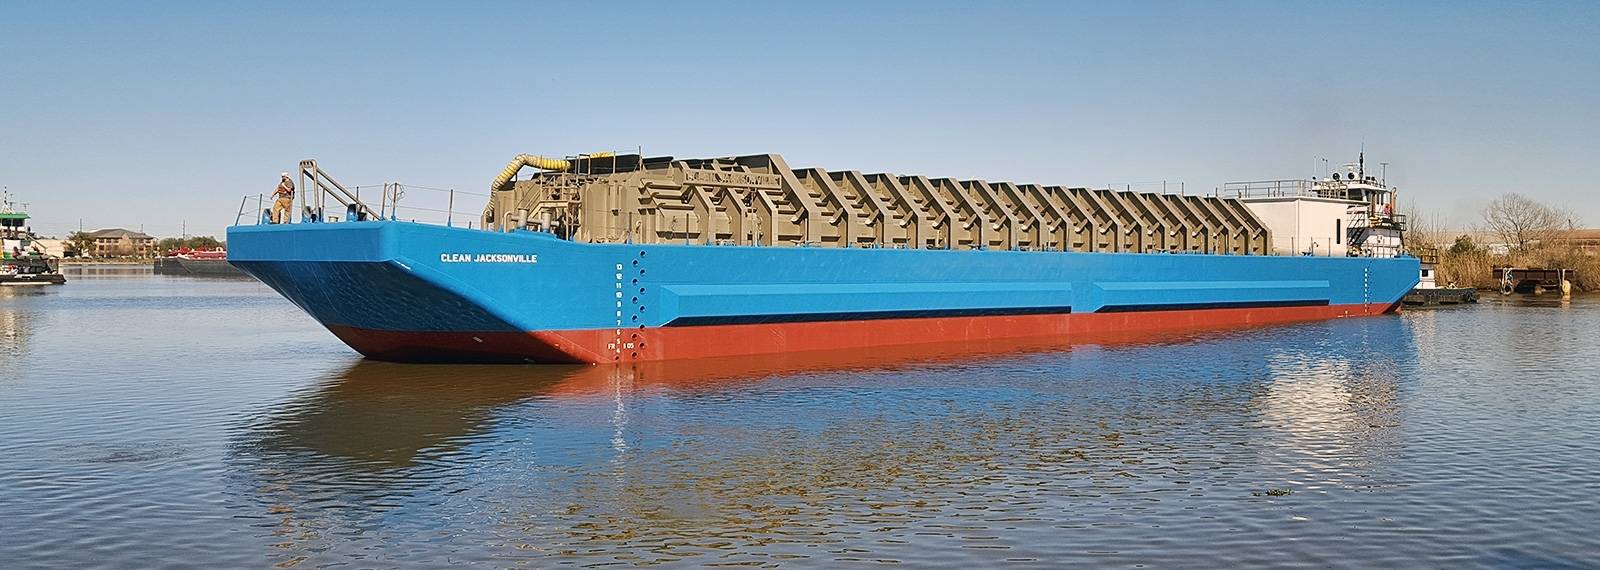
[2,268,1598,569]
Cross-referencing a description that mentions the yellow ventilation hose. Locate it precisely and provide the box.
[490,152,616,192]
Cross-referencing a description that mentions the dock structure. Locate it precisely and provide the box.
[1498,267,1576,295]
[482,153,1273,255]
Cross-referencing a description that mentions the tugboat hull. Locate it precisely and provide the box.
[0,273,66,286]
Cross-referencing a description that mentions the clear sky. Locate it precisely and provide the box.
[2,1,1596,238]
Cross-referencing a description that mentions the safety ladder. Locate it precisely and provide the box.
[298,159,389,222]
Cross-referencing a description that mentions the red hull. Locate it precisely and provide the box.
[326,302,1400,364]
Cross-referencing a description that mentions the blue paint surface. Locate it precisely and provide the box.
[227,221,1420,333]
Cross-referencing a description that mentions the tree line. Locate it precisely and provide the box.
[62,233,224,258]
[1410,193,1592,291]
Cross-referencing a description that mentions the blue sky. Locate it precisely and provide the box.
[2,1,1596,237]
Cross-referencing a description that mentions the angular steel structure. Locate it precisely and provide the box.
[483,153,1271,254]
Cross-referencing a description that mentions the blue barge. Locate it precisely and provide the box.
[228,152,1418,363]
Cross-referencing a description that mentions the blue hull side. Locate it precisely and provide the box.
[227,221,1418,363]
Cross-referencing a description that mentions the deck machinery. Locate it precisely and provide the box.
[484,153,1272,255]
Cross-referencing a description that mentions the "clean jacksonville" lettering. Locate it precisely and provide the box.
[439,253,539,264]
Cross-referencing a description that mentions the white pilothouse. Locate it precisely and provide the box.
[1225,153,1407,259]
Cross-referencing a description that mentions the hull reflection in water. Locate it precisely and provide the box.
[246,327,1292,468]
[228,322,1425,567]
[0,286,49,356]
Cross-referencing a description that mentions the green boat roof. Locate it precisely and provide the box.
[0,212,27,220]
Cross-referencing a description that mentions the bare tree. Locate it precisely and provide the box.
[1403,199,1450,252]
[1479,193,1568,252]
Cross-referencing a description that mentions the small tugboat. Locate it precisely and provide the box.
[1402,249,1476,306]
[0,194,66,286]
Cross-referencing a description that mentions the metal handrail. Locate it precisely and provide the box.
[234,194,266,225]
[1223,178,1391,201]
[1223,179,1319,199]
[231,183,482,229]
[227,202,1418,259]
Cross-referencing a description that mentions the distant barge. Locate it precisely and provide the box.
[153,249,248,278]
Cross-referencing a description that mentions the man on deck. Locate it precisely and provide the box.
[272,173,295,224]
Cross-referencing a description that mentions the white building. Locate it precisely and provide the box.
[32,238,66,259]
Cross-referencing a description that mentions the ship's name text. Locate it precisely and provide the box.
[440,253,539,264]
